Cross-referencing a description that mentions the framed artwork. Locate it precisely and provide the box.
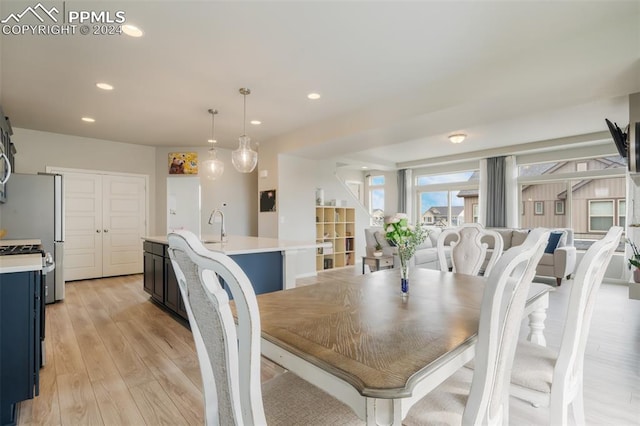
[168,152,198,174]
[534,201,544,215]
[260,189,276,212]
[555,200,565,215]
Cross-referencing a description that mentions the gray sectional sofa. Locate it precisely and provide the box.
[364,226,577,285]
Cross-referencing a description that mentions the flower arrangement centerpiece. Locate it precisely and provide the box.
[627,238,640,283]
[385,213,428,296]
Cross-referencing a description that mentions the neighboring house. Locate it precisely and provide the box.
[457,157,626,240]
[422,206,464,227]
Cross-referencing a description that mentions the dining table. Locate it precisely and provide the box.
[257,267,553,425]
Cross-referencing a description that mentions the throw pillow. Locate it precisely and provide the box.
[544,231,564,254]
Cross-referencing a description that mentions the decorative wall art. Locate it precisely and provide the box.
[168,152,198,174]
[260,189,276,212]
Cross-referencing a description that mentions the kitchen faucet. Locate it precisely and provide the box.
[208,209,227,242]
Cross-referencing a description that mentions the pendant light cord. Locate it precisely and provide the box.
[243,91,247,136]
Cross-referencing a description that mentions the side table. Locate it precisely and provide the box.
[362,255,394,274]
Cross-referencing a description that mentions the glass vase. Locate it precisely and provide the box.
[400,255,409,297]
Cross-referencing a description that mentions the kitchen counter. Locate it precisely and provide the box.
[142,235,328,320]
[0,254,43,274]
[143,235,326,256]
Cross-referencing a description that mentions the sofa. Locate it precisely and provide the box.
[364,226,577,285]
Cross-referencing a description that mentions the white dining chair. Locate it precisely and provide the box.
[166,230,363,426]
[437,223,504,276]
[404,228,550,426]
[509,226,623,426]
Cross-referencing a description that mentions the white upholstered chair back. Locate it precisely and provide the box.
[463,228,549,425]
[437,223,504,276]
[552,225,622,423]
[167,230,266,426]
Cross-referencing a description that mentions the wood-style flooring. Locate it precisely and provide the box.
[16,269,640,425]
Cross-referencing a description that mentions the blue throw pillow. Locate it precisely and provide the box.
[544,231,563,254]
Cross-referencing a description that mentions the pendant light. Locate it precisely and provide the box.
[202,109,224,180]
[232,88,258,173]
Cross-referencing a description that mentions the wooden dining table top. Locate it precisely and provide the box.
[256,267,551,398]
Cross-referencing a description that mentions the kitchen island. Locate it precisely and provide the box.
[142,235,326,320]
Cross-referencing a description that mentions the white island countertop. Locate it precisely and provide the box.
[144,235,328,256]
[0,254,43,274]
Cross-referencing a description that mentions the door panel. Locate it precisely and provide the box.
[62,173,102,281]
[102,175,146,277]
[51,169,147,281]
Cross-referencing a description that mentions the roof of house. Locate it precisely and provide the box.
[423,206,464,216]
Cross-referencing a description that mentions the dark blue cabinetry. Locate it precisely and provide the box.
[142,240,283,321]
[1,270,41,426]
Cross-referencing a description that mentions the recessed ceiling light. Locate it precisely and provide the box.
[361,166,368,169]
[122,24,143,37]
[307,93,321,100]
[250,120,261,125]
[82,117,95,123]
[207,138,216,144]
[96,82,113,91]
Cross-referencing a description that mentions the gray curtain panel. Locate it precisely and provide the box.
[486,156,506,227]
[398,169,407,213]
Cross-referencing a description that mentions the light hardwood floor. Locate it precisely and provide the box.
[17,269,640,425]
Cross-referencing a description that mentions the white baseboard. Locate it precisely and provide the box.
[296,271,318,279]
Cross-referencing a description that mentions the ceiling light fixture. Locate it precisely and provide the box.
[250,120,261,125]
[202,109,224,180]
[232,88,258,173]
[448,133,466,144]
[96,82,113,91]
[122,24,143,37]
[307,93,321,100]
[81,117,95,123]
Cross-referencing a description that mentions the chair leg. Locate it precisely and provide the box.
[556,277,562,286]
[550,396,570,426]
[572,384,586,425]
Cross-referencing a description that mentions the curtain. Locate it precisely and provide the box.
[486,156,507,227]
[397,169,407,214]
[504,155,518,228]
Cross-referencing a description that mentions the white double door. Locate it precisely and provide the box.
[52,169,147,281]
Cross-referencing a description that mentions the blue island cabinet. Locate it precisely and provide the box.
[143,240,283,321]
[1,271,41,426]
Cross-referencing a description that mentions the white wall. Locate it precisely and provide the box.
[12,127,158,232]
[155,146,257,237]
[276,155,371,277]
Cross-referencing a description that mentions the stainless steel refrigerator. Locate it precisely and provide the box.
[0,173,64,303]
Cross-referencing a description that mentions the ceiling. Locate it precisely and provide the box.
[1,1,639,169]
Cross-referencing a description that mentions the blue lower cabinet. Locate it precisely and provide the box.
[143,241,283,320]
[228,252,283,297]
[1,271,41,426]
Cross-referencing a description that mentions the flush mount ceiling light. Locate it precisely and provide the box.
[122,24,143,37]
[232,88,258,173]
[96,82,113,91]
[202,109,224,180]
[448,133,467,144]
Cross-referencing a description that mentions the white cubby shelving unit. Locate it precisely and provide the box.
[315,206,356,271]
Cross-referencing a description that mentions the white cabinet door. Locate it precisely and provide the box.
[63,172,103,281]
[52,169,147,281]
[102,174,146,277]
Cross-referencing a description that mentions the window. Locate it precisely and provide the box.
[415,169,479,226]
[519,156,626,244]
[369,175,385,226]
[589,200,614,232]
[618,200,626,228]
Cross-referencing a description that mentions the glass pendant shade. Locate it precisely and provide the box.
[233,88,258,173]
[202,148,224,180]
[232,135,258,173]
[204,108,224,180]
